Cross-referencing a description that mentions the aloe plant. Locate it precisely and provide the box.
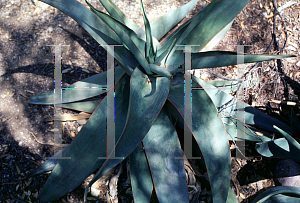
[255,110,300,162]
[28,0,296,202]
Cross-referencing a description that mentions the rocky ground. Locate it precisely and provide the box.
[0,0,299,202]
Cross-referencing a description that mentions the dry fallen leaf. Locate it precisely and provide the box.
[0,153,9,159]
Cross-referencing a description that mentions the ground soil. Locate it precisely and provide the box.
[0,0,299,203]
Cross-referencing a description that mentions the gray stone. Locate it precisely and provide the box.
[274,159,300,187]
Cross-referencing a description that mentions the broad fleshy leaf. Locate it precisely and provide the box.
[255,138,300,162]
[130,142,153,203]
[85,0,152,75]
[227,188,238,203]
[61,99,102,113]
[149,64,172,79]
[201,20,233,52]
[38,0,136,74]
[27,147,68,177]
[223,116,273,142]
[99,0,143,37]
[156,21,191,67]
[274,125,300,149]
[29,66,125,104]
[255,126,300,161]
[151,0,198,41]
[206,80,242,94]
[139,0,155,64]
[252,186,300,203]
[166,51,296,73]
[37,73,131,202]
[190,54,297,70]
[143,107,189,202]
[84,67,170,200]
[98,0,161,51]
[179,0,249,52]
[167,72,230,203]
[257,194,300,203]
[195,78,292,134]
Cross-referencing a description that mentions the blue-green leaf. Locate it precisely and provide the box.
[139,0,155,64]
[129,142,153,203]
[166,51,296,73]
[61,99,102,113]
[149,64,172,79]
[38,0,135,74]
[29,65,125,104]
[227,187,238,203]
[27,147,68,177]
[255,138,300,161]
[223,116,273,142]
[252,186,300,203]
[167,72,230,203]
[255,126,300,162]
[194,78,292,134]
[151,0,198,41]
[98,0,161,51]
[85,0,152,75]
[179,0,249,52]
[37,73,131,202]
[143,107,189,203]
[84,67,170,200]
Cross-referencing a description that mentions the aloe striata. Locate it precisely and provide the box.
[28,0,296,202]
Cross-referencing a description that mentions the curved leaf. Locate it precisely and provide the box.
[255,138,298,161]
[84,67,170,200]
[194,78,292,134]
[274,125,300,150]
[206,80,242,94]
[143,107,189,203]
[151,0,198,41]
[191,54,297,69]
[179,0,249,52]
[130,143,153,203]
[258,194,300,203]
[38,0,135,74]
[149,64,172,79]
[27,147,68,177]
[252,186,300,203]
[139,0,155,64]
[85,0,152,75]
[37,73,131,202]
[61,99,102,113]
[227,187,238,203]
[156,22,191,67]
[255,126,300,161]
[98,0,161,49]
[223,116,273,142]
[166,51,296,73]
[99,0,143,36]
[29,66,125,104]
[201,20,233,52]
[167,72,230,203]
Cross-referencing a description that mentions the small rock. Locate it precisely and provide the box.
[274,159,300,187]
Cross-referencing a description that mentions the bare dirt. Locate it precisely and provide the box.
[0,0,299,202]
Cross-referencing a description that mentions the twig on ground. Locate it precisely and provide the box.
[29,132,70,147]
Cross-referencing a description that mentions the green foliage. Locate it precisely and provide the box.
[28,0,296,202]
[255,110,300,162]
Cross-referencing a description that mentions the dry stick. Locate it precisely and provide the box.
[270,99,300,106]
[272,0,289,98]
[30,132,70,147]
